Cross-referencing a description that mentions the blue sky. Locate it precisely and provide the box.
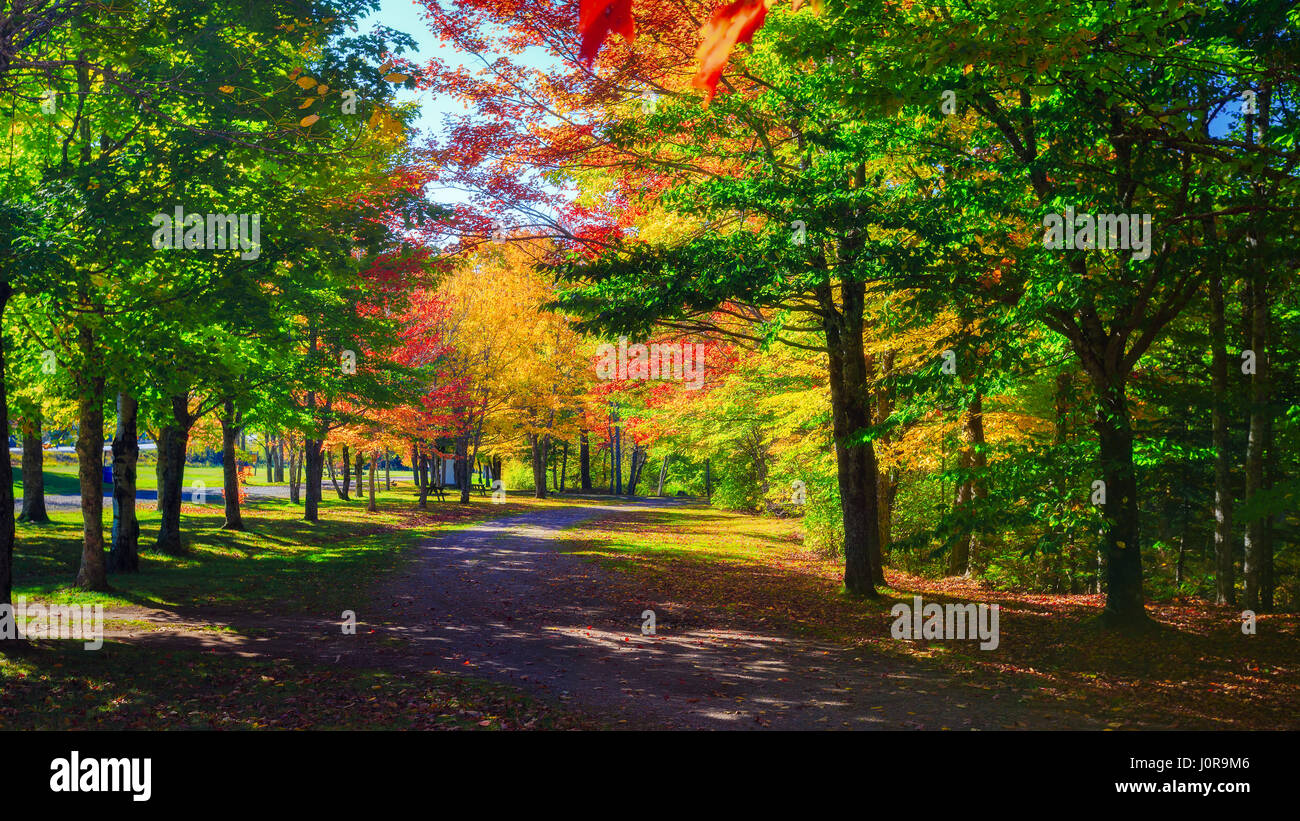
[358,0,562,145]
[358,0,467,141]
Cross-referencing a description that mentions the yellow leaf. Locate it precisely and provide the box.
[295,76,317,89]
[383,73,408,83]
[316,85,329,95]
[218,85,234,93]
[299,97,316,109]
[299,114,320,127]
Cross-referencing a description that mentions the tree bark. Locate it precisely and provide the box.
[612,424,623,495]
[627,445,647,495]
[579,430,592,491]
[1242,274,1272,612]
[558,441,568,493]
[367,451,377,512]
[153,395,193,555]
[275,437,285,482]
[1093,380,1146,626]
[456,435,471,503]
[18,414,49,523]
[819,277,881,597]
[529,434,548,499]
[340,444,352,500]
[1209,268,1235,605]
[949,392,987,577]
[417,453,432,509]
[326,449,344,497]
[220,398,244,531]
[288,436,301,504]
[107,393,139,573]
[0,283,16,610]
[876,349,897,567]
[74,325,108,590]
[303,438,324,521]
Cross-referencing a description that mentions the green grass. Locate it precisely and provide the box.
[14,462,230,494]
[11,488,555,616]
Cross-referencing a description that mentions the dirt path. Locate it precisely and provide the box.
[95,499,1098,730]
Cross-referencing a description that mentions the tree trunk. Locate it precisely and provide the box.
[153,395,192,555]
[1093,380,1147,626]
[819,278,881,598]
[265,435,274,483]
[340,444,351,500]
[657,454,669,496]
[304,438,324,522]
[384,449,391,490]
[275,437,285,482]
[107,393,139,573]
[74,326,109,590]
[354,451,365,496]
[18,414,49,523]
[287,436,301,504]
[456,435,471,503]
[612,425,623,495]
[579,430,592,491]
[1242,275,1272,612]
[558,442,568,493]
[1261,420,1277,611]
[326,449,344,497]
[368,451,378,512]
[220,398,244,531]
[949,392,986,577]
[625,446,638,496]
[1209,268,1235,605]
[0,284,17,611]
[417,453,432,509]
[876,349,897,566]
[530,434,548,499]
[704,458,712,498]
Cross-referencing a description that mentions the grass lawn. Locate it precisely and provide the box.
[14,461,231,495]
[11,488,558,615]
[558,503,1300,730]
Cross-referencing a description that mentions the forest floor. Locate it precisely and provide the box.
[2,492,1294,730]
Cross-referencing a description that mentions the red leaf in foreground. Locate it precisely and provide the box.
[692,0,771,101]
[579,0,636,64]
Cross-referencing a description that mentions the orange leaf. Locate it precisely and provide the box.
[692,0,772,103]
[579,0,636,64]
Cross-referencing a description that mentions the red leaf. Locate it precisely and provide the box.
[579,0,636,64]
[692,0,771,102]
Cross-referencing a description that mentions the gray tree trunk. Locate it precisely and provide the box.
[108,394,139,572]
